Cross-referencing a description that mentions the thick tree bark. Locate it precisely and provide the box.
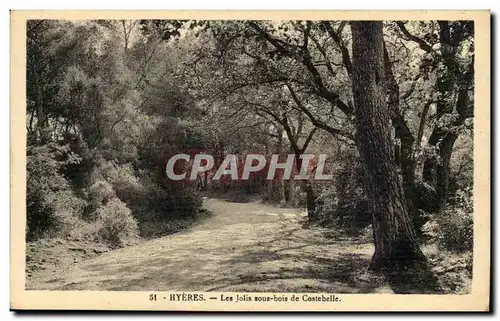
[350,22,440,292]
[383,44,425,230]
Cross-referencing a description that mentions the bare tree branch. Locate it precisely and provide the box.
[416,100,434,147]
[309,33,338,78]
[285,83,354,141]
[248,21,353,116]
[400,74,422,101]
[321,21,352,77]
[299,128,317,154]
[396,21,433,53]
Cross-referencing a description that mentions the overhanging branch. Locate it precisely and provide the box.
[285,83,354,141]
[396,21,433,53]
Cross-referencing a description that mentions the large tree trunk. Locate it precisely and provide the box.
[350,22,440,293]
[383,44,424,231]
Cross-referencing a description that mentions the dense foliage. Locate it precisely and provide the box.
[26,20,204,245]
[27,19,473,266]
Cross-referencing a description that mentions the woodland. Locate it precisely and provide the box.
[26,20,474,293]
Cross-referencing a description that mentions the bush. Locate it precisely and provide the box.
[315,184,370,233]
[27,189,87,240]
[422,187,473,252]
[100,162,141,201]
[314,155,371,234]
[413,179,438,213]
[134,173,202,218]
[88,180,115,208]
[27,144,203,244]
[85,161,202,238]
[95,198,139,247]
[26,143,86,240]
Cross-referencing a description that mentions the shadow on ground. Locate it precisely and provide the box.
[205,251,385,293]
[31,198,392,293]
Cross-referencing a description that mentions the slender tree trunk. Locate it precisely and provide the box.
[204,172,208,190]
[276,128,287,204]
[304,183,316,221]
[350,22,440,292]
[294,154,316,221]
[423,131,458,212]
[265,140,274,199]
[33,65,49,144]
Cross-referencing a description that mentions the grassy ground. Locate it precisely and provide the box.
[26,198,471,293]
[424,244,473,294]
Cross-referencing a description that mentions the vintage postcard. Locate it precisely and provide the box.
[10,10,490,311]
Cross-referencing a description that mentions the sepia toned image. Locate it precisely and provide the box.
[11,10,490,311]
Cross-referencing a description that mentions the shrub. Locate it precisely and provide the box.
[88,180,115,208]
[26,143,86,240]
[422,187,473,252]
[135,173,202,218]
[314,155,371,234]
[413,179,438,213]
[95,198,139,247]
[27,189,87,240]
[101,162,141,201]
[315,183,370,233]
[96,162,202,220]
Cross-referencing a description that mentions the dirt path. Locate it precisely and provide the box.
[29,198,392,293]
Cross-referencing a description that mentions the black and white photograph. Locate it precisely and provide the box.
[10,10,490,311]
